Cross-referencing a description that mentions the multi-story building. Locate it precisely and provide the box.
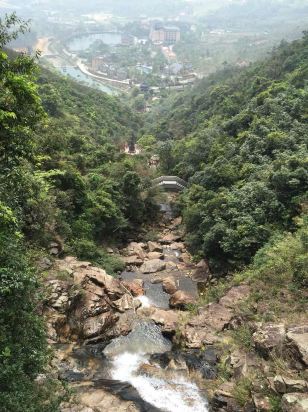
[150,24,180,45]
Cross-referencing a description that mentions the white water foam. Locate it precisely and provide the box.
[111,352,208,412]
[135,295,152,308]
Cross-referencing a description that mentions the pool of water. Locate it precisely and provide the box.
[67,32,122,52]
[59,66,114,94]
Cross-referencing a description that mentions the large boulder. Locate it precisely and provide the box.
[147,241,163,253]
[182,325,219,348]
[219,285,250,308]
[150,348,218,380]
[179,252,192,264]
[169,242,185,251]
[271,375,308,394]
[122,255,143,266]
[286,325,308,366]
[162,277,178,295]
[140,259,166,274]
[253,394,272,412]
[147,252,163,260]
[104,311,137,340]
[190,303,234,332]
[229,349,260,379]
[211,382,241,412]
[253,323,286,357]
[69,387,139,412]
[83,312,118,339]
[73,266,125,301]
[181,302,235,348]
[191,259,211,283]
[122,279,144,297]
[160,232,182,244]
[169,290,194,309]
[125,242,146,260]
[281,393,308,412]
[112,294,135,313]
[150,309,179,333]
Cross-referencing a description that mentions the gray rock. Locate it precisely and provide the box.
[147,252,163,260]
[272,375,308,394]
[287,325,308,366]
[253,323,286,357]
[140,259,166,274]
[83,312,117,339]
[147,241,163,253]
[191,259,210,282]
[281,393,308,412]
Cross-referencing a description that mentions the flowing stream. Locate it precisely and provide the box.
[103,322,209,412]
[57,201,209,411]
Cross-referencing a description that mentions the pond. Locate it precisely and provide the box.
[67,32,122,52]
[59,66,115,95]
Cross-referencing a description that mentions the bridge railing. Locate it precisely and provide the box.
[152,176,188,187]
[152,176,188,191]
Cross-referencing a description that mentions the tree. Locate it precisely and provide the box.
[0,14,61,411]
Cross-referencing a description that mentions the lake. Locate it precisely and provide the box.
[67,33,122,52]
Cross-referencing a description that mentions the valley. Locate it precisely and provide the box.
[0,3,307,412]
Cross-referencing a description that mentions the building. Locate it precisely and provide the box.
[91,56,105,71]
[121,33,135,46]
[150,24,180,45]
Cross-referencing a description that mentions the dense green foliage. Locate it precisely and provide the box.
[35,68,158,259]
[0,14,62,411]
[147,34,308,273]
[0,14,157,409]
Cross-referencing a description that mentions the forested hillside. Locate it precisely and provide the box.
[0,15,156,410]
[147,33,308,273]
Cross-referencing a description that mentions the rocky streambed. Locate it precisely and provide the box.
[42,212,308,412]
[42,212,218,411]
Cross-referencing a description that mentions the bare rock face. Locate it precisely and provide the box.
[83,312,118,339]
[104,311,137,340]
[286,325,308,366]
[162,277,178,295]
[46,280,71,313]
[165,261,178,270]
[180,284,251,349]
[253,323,286,357]
[140,259,166,274]
[169,290,194,309]
[147,241,163,253]
[281,393,308,412]
[44,258,137,343]
[112,294,135,313]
